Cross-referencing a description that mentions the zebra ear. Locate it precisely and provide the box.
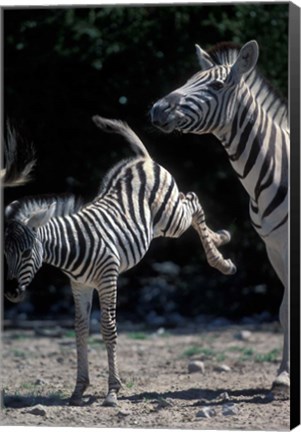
[231,40,259,80]
[195,44,215,70]
[5,200,19,219]
[26,202,56,229]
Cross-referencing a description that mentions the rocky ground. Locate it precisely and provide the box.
[1,321,289,430]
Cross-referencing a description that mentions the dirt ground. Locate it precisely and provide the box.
[1,322,289,430]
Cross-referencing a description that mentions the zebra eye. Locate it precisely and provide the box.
[209,81,224,90]
[22,249,31,259]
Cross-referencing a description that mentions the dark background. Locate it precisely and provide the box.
[3,4,288,326]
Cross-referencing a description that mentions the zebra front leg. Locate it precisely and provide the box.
[186,192,236,275]
[266,245,289,396]
[70,283,94,406]
[272,285,289,396]
[97,273,122,407]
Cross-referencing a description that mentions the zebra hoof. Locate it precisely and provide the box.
[69,397,85,406]
[217,229,231,245]
[229,262,237,275]
[103,393,118,407]
[271,373,290,400]
[223,260,237,275]
[271,383,289,400]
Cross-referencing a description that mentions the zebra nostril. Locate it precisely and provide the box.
[151,103,166,126]
[151,117,161,127]
[151,91,184,127]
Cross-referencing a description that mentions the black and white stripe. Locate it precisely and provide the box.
[151,40,289,394]
[4,116,235,406]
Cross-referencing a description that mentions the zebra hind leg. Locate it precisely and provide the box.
[97,271,122,407]
[185,192,236,275]
[69,284,94,406]
[207,227,232,248]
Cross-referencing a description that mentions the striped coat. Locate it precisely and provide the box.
[151,40,289,395]
[4,116,235,406]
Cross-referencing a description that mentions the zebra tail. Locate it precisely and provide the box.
[1,122,36,188]
[92,115,150,158]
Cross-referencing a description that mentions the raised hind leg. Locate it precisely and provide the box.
[184,192,236,275]
[177,192,231,249]
[162,191,236,275]
[207,227,231,248]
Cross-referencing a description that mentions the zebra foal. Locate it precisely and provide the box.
[151,40,289,395]
[4,116,236,406]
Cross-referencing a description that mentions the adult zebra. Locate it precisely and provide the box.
[4,116,236,406]
[151,40,289,396]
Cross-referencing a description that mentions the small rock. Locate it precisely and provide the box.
[196,407,216,418]
[117,409,131,417]
[188,360,205,374]
[220,392,230,401]
[156,398,174,408]
[34,378,48,386]
[222,403,239,416]
[27,405,47,417]
[235,330,252,341]
[156,327,165,336]
[214,364,231,372]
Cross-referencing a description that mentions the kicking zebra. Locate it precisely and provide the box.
[151,40,289,395]
[4,116,236,406]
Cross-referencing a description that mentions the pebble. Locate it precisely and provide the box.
[188,360,205,374]
[117,409,131,417]
[26,404,47,417]
[235,330,252,341]
[156,398,174,408]
[34,378,48,386]
[196,407,216,418]
[214,364,231,372]
[222,403,239,416]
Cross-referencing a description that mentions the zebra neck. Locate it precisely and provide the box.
[39,217,73,271]
[216,89,289,237]
[217,92,279,201]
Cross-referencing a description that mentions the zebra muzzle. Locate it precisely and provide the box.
[5,285,26,303]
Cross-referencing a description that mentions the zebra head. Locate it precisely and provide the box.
[4,201,56,303]
[151,40,259,135]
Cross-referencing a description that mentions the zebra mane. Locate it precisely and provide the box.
[207,42,241,66]
[5,193,86,224]
[207,42,288,130]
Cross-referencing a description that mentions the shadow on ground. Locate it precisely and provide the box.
[120,387,275,405]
